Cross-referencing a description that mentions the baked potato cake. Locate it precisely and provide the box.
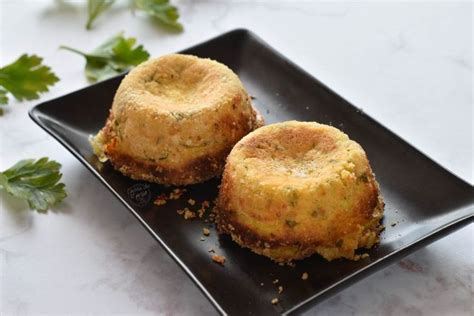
[91,54,262,185]
[215,121,384,262]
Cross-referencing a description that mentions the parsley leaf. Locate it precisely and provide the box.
[86,0,116,30]
[134,0,183,31]
[0,54,59,105]
[0,158,67,213]
[60,32,150,82]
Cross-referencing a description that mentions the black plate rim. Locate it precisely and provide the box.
[29,28,474,315]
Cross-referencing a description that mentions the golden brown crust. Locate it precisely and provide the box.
[92,54,262,185]
[214,121,384,262]
[104,134,231,185]
[215,190,384,262]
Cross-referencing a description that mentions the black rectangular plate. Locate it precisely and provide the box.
[30,29,473,315]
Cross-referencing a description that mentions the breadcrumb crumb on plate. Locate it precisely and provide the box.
[153,194,167,206]
[184,209,196,220]
[169,188,186,200]
[212,255,226,265]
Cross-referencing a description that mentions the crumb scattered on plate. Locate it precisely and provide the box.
[184,208,196,219]
[169,188,186,200]
[203,228,210,236]
[272,279,279,284]
[154,194,167,206]
[301,272,309,280]
[196,200,211,218]
[208,213,215,222]
[271,298,279,305]
[212,254,226,265]
[278,286,283,294]
[188,198,196,205]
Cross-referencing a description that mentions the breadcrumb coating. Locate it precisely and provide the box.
[91,54,262,185]
[215,121,384,262]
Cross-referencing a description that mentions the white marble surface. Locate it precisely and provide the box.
[1,1,472,315]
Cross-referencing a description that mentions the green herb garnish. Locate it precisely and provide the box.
[60,32,150,82]
[0,158,67,213]
[86,0,116,30]
[134,0,183,31]
[0,54,59,106]
[83,0,183,31]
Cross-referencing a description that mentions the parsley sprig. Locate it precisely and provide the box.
[134,0,183,31]
[0,158,67,213]
[0,54,59,107]
[86,0,116,30]
[60,32,150,82]
[85,0,183,31]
